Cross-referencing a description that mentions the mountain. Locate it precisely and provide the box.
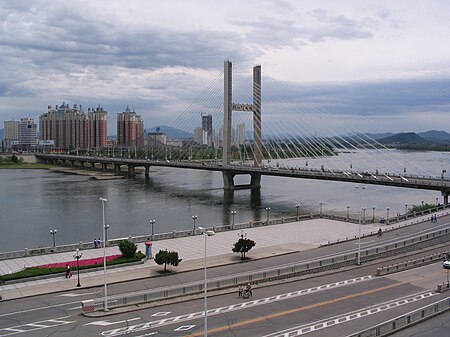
[146,125,192,139]
[361,132,394,140]
[377,132,428,145]
[418,130,450,144]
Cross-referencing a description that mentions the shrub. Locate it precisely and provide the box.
[118,239,137,257]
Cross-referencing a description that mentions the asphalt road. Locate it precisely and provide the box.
[1,218,450,336]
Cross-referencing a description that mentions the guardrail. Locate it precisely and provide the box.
[81,227,450,314]
[375,251,449,276]
[347,297,450,337]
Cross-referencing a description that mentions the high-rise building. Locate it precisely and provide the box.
[18,118,37,148]
[201,114,214,146]
[39,102,107,150]
[116,106,144,148]
[236,123,246,145]
[3,121,19,141]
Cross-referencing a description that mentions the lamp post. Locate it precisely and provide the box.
[198,226,215,337]
[362,207,367,224]
[73,248,83,287]
[386,207,390,225]
[295,204,300,218]
[230,211,236,229]
[149,219,156,240]
[436,197,439,206]
[346,205,350,221]
[99,197,109,311]
[355,186,366,265]
[192,215,198,234]
[265,207,271,225]
[319,202,324,217]
[372,206,376,222]
[104,224,110,244]
[50,229,57,247]
[442,169,446,185]
[405,204,408,215]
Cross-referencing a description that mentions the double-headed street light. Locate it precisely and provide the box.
[99,197,109,311]
[192,215,198,234]
[230,211,236,229]
[50,229,57,247]
[149,219,156,240]
[198,226,215,337]
[73,248,83,287]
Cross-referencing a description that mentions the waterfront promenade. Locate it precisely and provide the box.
[0,213,443,301]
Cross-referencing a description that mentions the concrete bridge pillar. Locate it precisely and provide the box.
[114,164,121,173]
[442,191,449,205]
[250,173,261,188]
[145,165,150,178]
[128,164,135,177]
[90,162,96,170]
[102,163,108,171]
[69,160,75,167]
[222,171,235,190]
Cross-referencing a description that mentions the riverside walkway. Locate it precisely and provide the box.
[0,213,444,301]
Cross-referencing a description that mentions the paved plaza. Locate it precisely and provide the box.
[0,213,440,300]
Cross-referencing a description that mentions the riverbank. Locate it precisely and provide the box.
[49,166,125,179]
[0,162,54,169]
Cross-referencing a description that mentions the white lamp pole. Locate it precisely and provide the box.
[149,219,156,240]
[99,197,109,311]
[355,186,366,265]
[198,226,214,337]
[230,211,236,229]
[346,205,350,221]
[295,204,300,218]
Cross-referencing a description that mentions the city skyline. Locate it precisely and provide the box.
[0,1,450,134]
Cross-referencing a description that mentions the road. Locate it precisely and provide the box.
[1,219,450,336]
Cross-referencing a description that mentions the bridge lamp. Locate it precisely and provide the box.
[50,229,57,247]
[319,202,324,217]
[104,224,110,244]
[192,215,198,234]
[346,205,350,221]
[230,211,236,229]
[355,186,366,265]
[265,207,271,224]
[295,204,300,218]
[405,204,408,215]
[99,197,109,311]
[198,226,214,337]
[372,206,376,222]
[386,207,390,225]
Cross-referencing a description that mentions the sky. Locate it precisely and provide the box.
[1,0,450,135]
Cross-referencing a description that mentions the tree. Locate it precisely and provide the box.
[117,240,137,257]
[232,237,256,260]
[154,250,182,271]
[10,154,19,164]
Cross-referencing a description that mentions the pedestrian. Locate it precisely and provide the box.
[98,238,102,247]
[94,238,98,248]
[65,264,72,279]
[238,285,243,297]
[435,214,438,223]
[246,283,252,298]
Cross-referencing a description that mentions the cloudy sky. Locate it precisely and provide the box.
[1,0,450,135]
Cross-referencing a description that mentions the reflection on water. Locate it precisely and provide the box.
[0,149,447,251]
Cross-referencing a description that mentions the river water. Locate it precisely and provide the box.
[0,149,448,252]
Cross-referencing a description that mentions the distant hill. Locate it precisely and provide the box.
[377,132,428,145]
[146,125,192,139]
[362,132,394,140]
[418,130,450,144]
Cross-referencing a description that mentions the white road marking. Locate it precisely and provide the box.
[174,325,195,331]
[151,312,171,317]
[85,318,141,326]
[101,275,373,336]
[0,316,75,336]
[58,292,93,297]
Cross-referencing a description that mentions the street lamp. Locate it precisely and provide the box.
[405,204,408,215]
[295,204,300,218]
[192,215,198,234]
[346,205,350,221]
[265,207,271,224]
[319,202,324,217]
[50,229,57,247]
[355,186,366,265]
[436,197,439,206]
[362,207,367,224]
[99,197,109,311]
[73,248,83,287]
[386,207,390,225]
[104,224,110,244]
[372,206,376,222]
[230,211,236,229]
[198,226,215,337]
[149,219,156,240]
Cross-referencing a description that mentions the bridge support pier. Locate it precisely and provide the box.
[128,165,135,177]
[442,191,449,205]
[102,163,108,171]
[90,162,96,170]
[222,172,261,190]
[70,160,75,167]
[114,164,121,173]
[144,165,150,178]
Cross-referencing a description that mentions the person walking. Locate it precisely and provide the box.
[246,283,252,297]
[65,264,72,279]
[238,285,243,297]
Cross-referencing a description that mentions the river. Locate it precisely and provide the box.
[0,149,448,252]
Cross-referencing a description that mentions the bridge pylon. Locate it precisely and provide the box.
[222,60,262,190]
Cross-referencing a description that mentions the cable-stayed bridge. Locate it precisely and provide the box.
[36,61,450,203]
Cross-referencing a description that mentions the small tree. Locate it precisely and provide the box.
[154,250,182,271]
[232,237,256,260]
[10,154,19,164]
[117,240,137,257]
